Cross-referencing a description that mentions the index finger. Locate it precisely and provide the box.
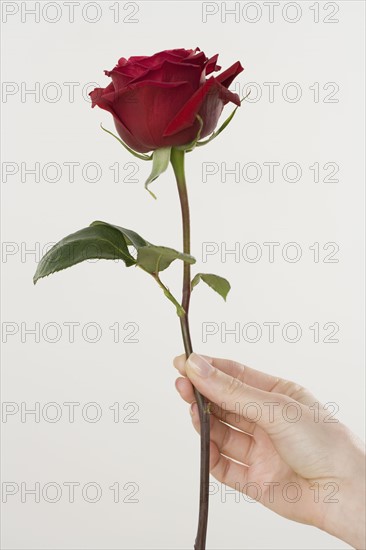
[174,354,278,392]
[173,354,316,406]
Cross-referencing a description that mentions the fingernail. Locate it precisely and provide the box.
[190,402,198,416]
[187,353,213,378]
[173,354,185,370]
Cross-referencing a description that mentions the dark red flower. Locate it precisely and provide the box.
[90,48,243,153]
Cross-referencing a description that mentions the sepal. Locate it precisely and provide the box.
[100,124,152,161]
[144,147,172,199]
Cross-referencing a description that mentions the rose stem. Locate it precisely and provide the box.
[171,147,210,550]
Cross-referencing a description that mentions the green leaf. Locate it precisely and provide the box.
[34,220,195,284]
[144,147,171,199]
[100,124,152,161]
[33,224,136,284]
[91,221,148,249]
[191,273,231,301]
[137,245,196,274]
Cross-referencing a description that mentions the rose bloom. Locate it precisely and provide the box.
[90,48,243,153]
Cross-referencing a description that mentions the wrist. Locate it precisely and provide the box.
[322,447,365,548]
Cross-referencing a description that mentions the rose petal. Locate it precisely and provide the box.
[107,51,208,92]
[112,80,194,150]
[105,70,132,89]
[90,84,151,153]
[216,61,244,89]
[163,76,241,137]
[113,118,153,154]
[106,60,150,88]
[89,82,115,108]
[206,54,221,75]
[129,59,202,90]
[117,57,128,67]
[90,51,244,153]
[129,49,190,69]
[182,50,207,69]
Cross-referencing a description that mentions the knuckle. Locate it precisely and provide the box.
[221,457,231,485]
[273,378,308,401]
[221,425,232,452]
[225,376,244,399]
[210,451,221,475]
[286,382,308,402]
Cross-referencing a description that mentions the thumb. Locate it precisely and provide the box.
[186,353,298,432]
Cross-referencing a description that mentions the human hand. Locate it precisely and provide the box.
[174,353,365,549]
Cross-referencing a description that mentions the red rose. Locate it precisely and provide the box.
[90,48,243,153]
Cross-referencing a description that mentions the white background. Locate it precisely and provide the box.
[1,1,365,549]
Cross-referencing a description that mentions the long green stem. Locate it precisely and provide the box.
[171,147,210,550]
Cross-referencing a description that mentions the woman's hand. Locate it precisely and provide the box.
[174,353,365,549]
